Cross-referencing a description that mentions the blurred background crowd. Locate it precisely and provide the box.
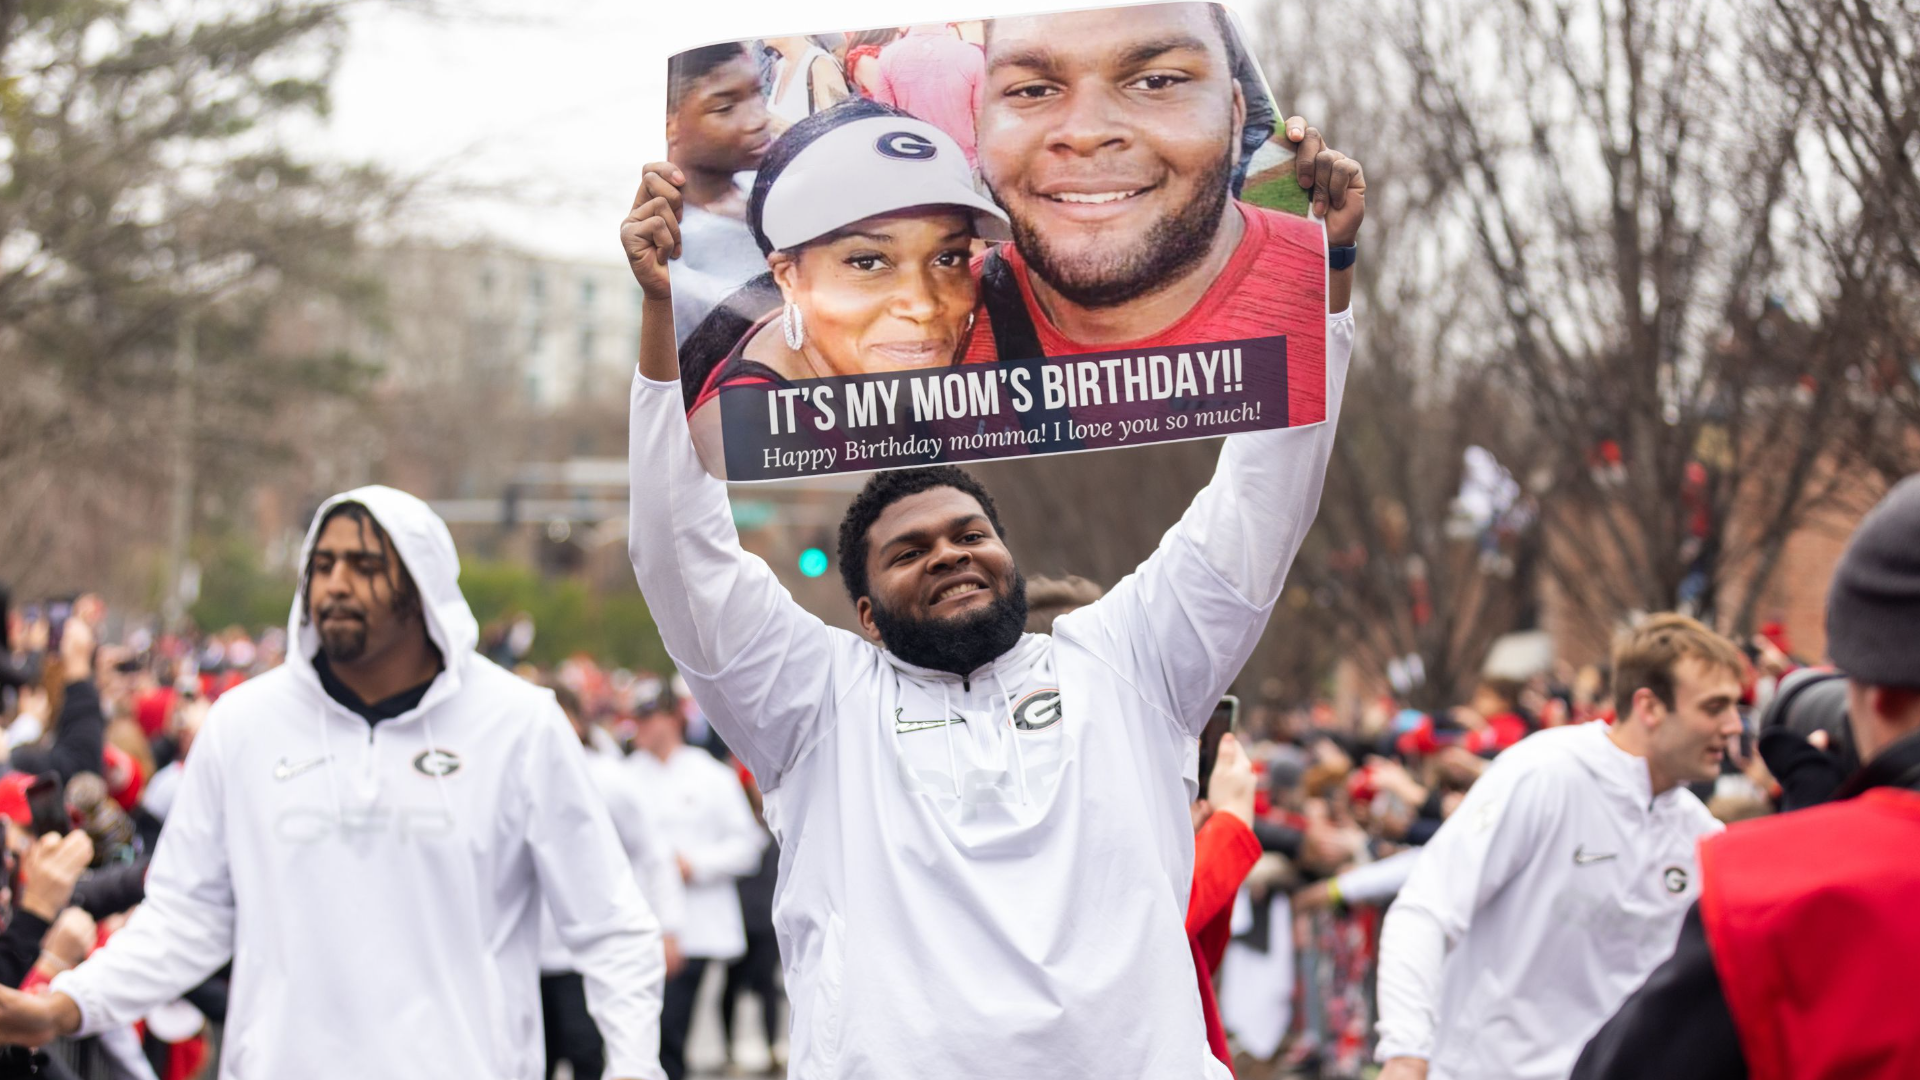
[4,0,1918,1076]
[0,579,1823,1078]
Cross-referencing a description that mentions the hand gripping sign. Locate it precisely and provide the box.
[665,2,1327,481]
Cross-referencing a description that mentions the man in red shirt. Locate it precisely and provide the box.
[970,3,1360,425]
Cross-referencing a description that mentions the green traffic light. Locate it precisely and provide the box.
[799,547,829,578]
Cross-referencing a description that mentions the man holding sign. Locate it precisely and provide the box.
[621,89,1361,1076]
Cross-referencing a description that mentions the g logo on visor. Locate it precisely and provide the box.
[875,131,938,161]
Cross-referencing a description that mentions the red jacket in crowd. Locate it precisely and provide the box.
[1187,812,1263,1072]
[1699,786,1920,1080]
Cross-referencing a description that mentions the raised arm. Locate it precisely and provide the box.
[1056,311,1353,735]
[623,164,848,790]
[1053,133,1364,737]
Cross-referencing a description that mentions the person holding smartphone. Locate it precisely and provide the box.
[1189,708,1259,1072]
[7,615,104,785]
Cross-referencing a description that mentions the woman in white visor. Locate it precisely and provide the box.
[685,99,1009,474]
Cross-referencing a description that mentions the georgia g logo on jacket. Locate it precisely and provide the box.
[1011,690,1064,731]
[413,748,463,777]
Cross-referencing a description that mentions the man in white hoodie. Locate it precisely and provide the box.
[618,114,1364,1077]
[1374,613,1745,1080]
[0,487,668,1080]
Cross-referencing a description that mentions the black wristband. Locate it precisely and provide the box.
[1328,244,1357,271]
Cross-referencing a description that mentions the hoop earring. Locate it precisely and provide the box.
[782,302,806,351]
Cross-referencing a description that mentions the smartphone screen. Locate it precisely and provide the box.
[45,598,74,653]
[1196,695,1241,802]
[26,775,69,838]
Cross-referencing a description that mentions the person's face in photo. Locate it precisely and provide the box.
[977,3,1244,309]
[668,53,773,174]
[768,209,977,375]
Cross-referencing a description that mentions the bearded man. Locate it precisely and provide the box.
[618,96,1363,1071]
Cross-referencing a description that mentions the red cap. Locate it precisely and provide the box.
[104,743,143,812]
[134,687,175,738]
[0,773,37,827]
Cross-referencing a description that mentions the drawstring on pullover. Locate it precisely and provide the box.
[991,668,1029,805]
[421,707,456,819]
[940,682,961,797]
[889,658,1034,806]
[318,701,345,825]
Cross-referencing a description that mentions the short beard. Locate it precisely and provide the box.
[318,620,369,665]
[998,143,1235,310]
[869,570,1029,677]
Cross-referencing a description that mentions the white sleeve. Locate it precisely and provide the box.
[1374,756,1562,1063]
[681,762,767,886]
[51,707,239,1035]
[1056,311,1353,736]
[1334,846,1423,906]
[604,771,688,938]
[527,704,666,1080]
[628,371,852,791]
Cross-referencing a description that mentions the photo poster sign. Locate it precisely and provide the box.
[664,1,1327,482]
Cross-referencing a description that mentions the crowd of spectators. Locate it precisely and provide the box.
[0,580,1827,1078]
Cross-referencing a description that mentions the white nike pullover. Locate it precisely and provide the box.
[627,312,1352,1079]
[1374,721,1723,1080]
[52,485,667,1080]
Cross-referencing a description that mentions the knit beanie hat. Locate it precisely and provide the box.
[1826,474,1920,688]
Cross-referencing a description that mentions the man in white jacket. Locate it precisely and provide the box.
[1374,613,1746,1080]
[541,682,688,1080]
[617,119,1363,1077]
[1,487,668,1080]
[626,701,765,1080]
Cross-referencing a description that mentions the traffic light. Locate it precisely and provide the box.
[798,547,829,578]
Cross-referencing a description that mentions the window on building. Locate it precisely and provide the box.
[580,278,597,309]
[529,269,546,305]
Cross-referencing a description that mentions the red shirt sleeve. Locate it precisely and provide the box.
[1187,812,1262,936]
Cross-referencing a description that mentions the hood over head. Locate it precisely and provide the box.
[287,485,479,693]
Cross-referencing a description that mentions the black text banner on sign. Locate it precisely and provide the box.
[721,337,1292,481]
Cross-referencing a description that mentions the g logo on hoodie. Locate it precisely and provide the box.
[1012,690,1063,731]
[413,748,463,777]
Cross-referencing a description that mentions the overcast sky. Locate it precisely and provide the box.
[315,0,1263,264]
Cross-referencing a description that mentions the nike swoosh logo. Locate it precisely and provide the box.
[894,717,967,734]
[1573,845,1618,866]
[274,756,329,782]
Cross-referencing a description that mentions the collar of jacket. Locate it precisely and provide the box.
[1835,728,1920,800]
